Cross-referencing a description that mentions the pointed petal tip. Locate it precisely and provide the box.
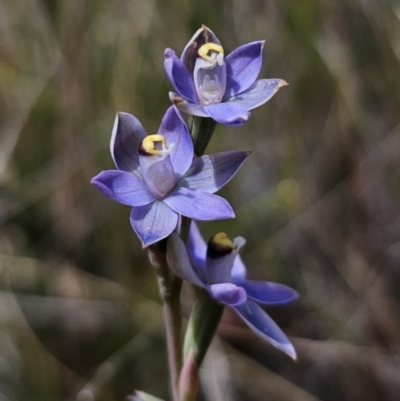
[90,173,105,187]
[131,203,178,248]
[169,92,185,105]
[266,335,297,360]
[139,231,167,248]
[284,342,297,361]
[278,80,289,88]
[164,48,175,58]
[141,239,158,249]
[90,176,104,189]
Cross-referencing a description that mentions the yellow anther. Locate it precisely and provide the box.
[141,134,166,155]
[198,43,224,63]
[213,232,234,249]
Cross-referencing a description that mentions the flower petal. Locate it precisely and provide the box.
[231,254,247,279]
[205,245,239,285]
[224,41,264,98]
[169,92,209,117]
[164,49,199,103]
[233,279,299,305]
[226,79,288,110]
[204,102,250,126]
[178,151,250,193]
[158,107,194,177]
[164,187,235,220]
[234,300,296,359]
[188,222,207,271]
[139,154,176,199]
[181,26,221,73]
[167,232,206,288]
[208,283,247,306]
[91,170,154,206]
[111,112,147,174]
[130,201,178,247]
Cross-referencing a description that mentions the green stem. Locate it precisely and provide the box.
[182,115,223,369]
[187,116,217,156]
[149,114,217,400]
[160,275,182,401]
[149,244,182,401]
[183,289,224,366]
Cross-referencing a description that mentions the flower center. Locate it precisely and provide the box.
[205,233,246,285]
[138,134,176,199]
[198,43,224,65]
[139,134,167,156]
[194,43,227,105]
[207,232,234,258]
[198,69,225,104]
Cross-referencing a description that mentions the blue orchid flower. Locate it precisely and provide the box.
[91,107,249,247]
[167,222,298,358]
[164,25,288,126]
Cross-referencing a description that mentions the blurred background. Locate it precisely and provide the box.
[1,0,400,400]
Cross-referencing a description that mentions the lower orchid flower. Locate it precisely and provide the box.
[91,107,249,247]
[167,222,298,359]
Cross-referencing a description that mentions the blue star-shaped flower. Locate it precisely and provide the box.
[91,107,249,247]
[164,25,288,126]
[167,222,298,358]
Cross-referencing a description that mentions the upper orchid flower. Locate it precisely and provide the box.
[167,223,298,358]
[91,107,249,247]
[164,26,288,126]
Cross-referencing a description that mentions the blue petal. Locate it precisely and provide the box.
[158,107,194,177]
[231,254,247,280]
[188,222,207,271]
[164,49,199,103]
[233,279,299,305]
[130,201,178,247]
[226,79,288,111]
[178,151,250,193]
[208,283,247,306]
[205,246,239,285]
[138,154,176,199]
[169,92,208,117]
[204,103,250,126]
[111,112,147,174]
[91,170,154,206]
[181,26,221,72]
[166,232,206,288]
[204,236,246,285]
[164,187,235,220]
[224,41,264,98]
[234,300,296,359]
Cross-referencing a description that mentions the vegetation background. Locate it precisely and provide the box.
[1,0,400,400]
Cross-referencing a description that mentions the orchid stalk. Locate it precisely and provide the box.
[91,25,296,401]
